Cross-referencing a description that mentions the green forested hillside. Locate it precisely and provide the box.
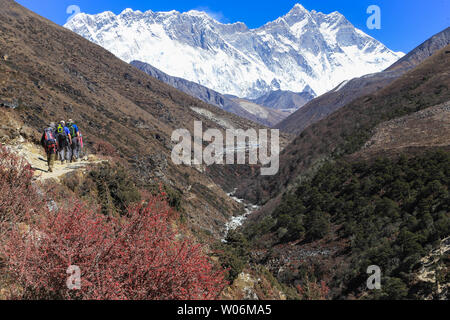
[245,150,450,299]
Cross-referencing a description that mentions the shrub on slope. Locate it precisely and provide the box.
[0,145,226,300]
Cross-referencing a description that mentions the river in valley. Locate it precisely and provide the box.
[222,189,260,242]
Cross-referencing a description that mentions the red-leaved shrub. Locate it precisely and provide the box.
[0,144,43,238]
[2,196,226,300]
[0,145,226,300]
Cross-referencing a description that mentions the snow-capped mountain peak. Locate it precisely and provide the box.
[65,4,404,99]
[120,8,134,15]
[185,10,212,18]
[289,3,308,13]
[284,3,309,19]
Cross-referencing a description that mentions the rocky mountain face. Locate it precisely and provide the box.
[277,27,450,136]
[130,60,285,127]
[65,3,403,101]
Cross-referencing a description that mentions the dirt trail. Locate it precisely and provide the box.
[9,139,99,181]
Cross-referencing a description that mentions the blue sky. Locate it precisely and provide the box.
[17,0,449,53]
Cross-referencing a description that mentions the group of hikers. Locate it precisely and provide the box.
[40,119,83,172]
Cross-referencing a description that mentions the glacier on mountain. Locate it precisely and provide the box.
[65,3,404,99]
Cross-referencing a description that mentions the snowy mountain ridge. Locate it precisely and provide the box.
[65,3,404,99]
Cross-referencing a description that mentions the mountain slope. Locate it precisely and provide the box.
[252,89,316,113]
[239,48,450,300]
[0,0,268,237]
[351,101,450,160]
[277,27,450,136]
[236,44,450,203]
[387,27,450,71]
[130,60,285,126]
[276,70,404,135]
[65,4,402,99]
[244,148,450,299]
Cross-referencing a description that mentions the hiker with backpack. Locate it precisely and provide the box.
[67,119,81,162]
[40,122,58,173]
[56,120,72,164]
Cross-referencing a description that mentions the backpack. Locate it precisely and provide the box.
[68,123,77,138]
[56,124,67,137]
[44,128,57,152]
